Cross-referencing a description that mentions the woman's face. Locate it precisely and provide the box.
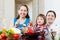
[18,6,28,18]
[37,16,44,25]
[46,12,55,25]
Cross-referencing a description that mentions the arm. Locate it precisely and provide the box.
[10,19,20,28]
[14,19,20,28]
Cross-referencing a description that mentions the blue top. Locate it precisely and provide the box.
[14,18,30,29]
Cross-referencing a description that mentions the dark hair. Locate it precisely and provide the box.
[36,14,46,24]
[16,4,30,19]
[46,10,56,18]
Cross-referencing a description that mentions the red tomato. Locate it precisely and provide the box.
[13,34,19,39]
[29,22,33,26]
[26,28,34,34]
[1,33,7,39]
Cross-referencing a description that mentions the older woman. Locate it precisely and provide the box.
[45,10,56,40]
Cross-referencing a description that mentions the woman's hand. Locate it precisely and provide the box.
[52,31,56,37]
[51,29,56,37]
[15,19,20,28]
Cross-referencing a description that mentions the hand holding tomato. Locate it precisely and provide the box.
[29,22,33,26]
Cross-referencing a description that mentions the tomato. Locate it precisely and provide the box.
[13,34,19,39]
[26,28,34,34]
[29,22,33,26]
[1,33,7,39]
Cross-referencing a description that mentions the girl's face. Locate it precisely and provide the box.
[37,16,44,25]
[18,6,28,18]
[46,12,55,25]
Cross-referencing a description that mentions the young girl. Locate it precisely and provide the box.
[34,14,48,40]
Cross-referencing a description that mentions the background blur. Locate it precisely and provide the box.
[0,0,60,29]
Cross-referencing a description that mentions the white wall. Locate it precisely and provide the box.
[0,0,4,30]
[32,0,39,24]
[44,0,60,25]
[27,2,33,21]
[2,0,15,28]
[39,0,44,14]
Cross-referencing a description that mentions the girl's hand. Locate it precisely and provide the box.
[40,28,45,34]
[40,26,44,31]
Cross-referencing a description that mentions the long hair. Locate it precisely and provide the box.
[16,4,30,19]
